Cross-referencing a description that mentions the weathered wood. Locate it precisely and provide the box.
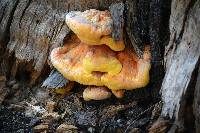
[0,0,122,84]
[125,0,169,99]
[124,0,144,57]
[42,69,68,89]
[109,3,124,41]
[193,66,200,133]
[0,0,19,77]
[161,0,200,130]
[148,0,166,98]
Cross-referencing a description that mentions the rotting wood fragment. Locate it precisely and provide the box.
[42,69,68,89]
[109,2,124,41]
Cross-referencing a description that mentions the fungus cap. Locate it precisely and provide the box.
[111,90,124,99]
[50,36,151,90]
[102,47,151,90]
[82,44,122,75]
[83,86,112,101]
[50,35,122,87]
[65,9,125,51]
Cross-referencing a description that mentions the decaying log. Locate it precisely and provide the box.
[109,3,124,41]
[2,0,200,131]
[0,0,122,84]
[1,0,165,100]
[0,0,19,77]
[125,0,170,99]
[161,0,200,131]
[149,0,163,99]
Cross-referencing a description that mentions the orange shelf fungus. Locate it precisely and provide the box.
[102,46,151,90]
[50,35,122,87]
[65,9,125,51]
[50,35,151,91]
[82,44,122,75]
[111,90,125,99]
[83,86,112,101]
[50,9,151,100]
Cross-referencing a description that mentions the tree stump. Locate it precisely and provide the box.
[161,0,200,132]
[1,0,200,132]
[0,0,122,84]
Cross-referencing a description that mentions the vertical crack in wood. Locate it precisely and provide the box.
[4,0,20,44]
[149,0,164,98]
[175,0,197,45]
[0,0,20,76]
[124,0,143,58]
[0,4,7,24]
[19,0,32,28]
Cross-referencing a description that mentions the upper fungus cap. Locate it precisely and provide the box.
[65,9,125,51]
[50,35,151,90]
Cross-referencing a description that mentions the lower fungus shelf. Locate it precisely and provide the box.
[82,45,122,76]
[83,86,112,101]
[50,35,151,91]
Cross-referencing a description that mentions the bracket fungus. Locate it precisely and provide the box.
[51,35,122,86]
[65,9,125,51]
[83,86,112,101]
[50,9,151,101]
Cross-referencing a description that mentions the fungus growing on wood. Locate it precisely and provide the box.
[49,9,151,100]
[50,35,151,91]
[111,90,125,99]
[83,86,112,101]
[101,46,151,90]
[65,9,125,51]
[50,35,122,87]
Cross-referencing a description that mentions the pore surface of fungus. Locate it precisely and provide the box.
[65,9,125,51]
[50,35,151,91]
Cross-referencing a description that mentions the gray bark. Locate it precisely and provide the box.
[161,0,200,131]
[1,0,200,131]
[0,0,122,84]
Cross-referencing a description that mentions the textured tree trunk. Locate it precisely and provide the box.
[161,0,200,132]
[0,0,122,85]
[1,0,200,132]
[0,0,167,99]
